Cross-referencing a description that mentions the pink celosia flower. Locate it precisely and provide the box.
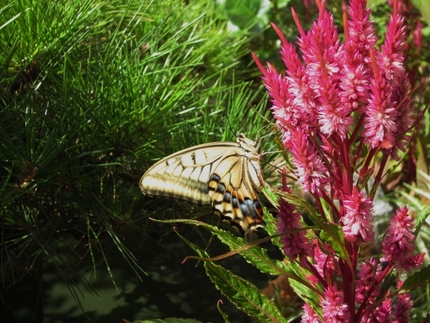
[313,240,337,283]
[277,194,312,262]
[356,259,381,303]
[341,187,374,243]
[253,0,420,320]
[412,20,422,49]
[363,11,413,154]
[381,206,424,272]
[339,64,369,113]
[345,0,377,67]
[362,298,392,323]
[303,10,353,140]
[394,282,413,323]
[289,128,329,193]
[253,0,412,158]
[302,303,320,323]
[363,68,399,150]
[341,0,377,112]
[379,13,406,85]
[321,285,351,322]
[318,77,352,140]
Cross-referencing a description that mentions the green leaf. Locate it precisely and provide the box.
[319,223,348,261]
[400,265,430,291]
[224,0,263,29]
[155,217,284,275]
[262,207,280,243]
[411,0,430,26]
[131,319,204,323]
[166,216,317,302]
[414,205,430,236]
[280,260,321,307]
[205,261,287,322]
[174,228,286,321]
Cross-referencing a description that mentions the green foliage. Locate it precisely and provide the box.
[150,216,312,320]
[0,0,270,316]
[131,319,203,323]
[176,225,288,322]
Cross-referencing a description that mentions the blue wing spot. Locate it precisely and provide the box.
[232,196,239,208]
[216,182,226,194]
[239,199,248,215]
[223,191,231,202]
[210,174,220,182]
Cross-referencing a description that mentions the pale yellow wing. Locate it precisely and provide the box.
[139,134,266,235]
[140,142,238,205]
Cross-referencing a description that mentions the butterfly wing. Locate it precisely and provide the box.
[140,142,238,205]
[140,135,265,235]
[208,138,265,235]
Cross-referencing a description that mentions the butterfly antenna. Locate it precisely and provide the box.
[221,113,237,139]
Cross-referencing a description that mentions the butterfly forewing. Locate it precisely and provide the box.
[139,134,265,235]
[140,142,239,204]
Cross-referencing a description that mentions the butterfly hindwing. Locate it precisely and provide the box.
[208,147,265,233]
[140,134,265,235]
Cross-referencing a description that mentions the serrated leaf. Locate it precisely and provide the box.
[174,227,287,322]
[133,319,203,323]
[262,207,279,239]
[155,217,285,276]
[204,261,287,322]
[414,205,430,236]
[319,223,348,262]
[288,278,321,316]
[283,261,321,308]
[400,265,430,291]
[158,213,315,306]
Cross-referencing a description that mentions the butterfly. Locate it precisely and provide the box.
[139,134,266,236]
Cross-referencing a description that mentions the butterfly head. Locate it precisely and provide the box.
[236,133,259,154]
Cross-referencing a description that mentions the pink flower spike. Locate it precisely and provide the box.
[271,23,289,47]
[322,285,351,322]
[340,0,377,113]
[289,128,329,193]
[341,187,375,243]
[413,20,422,49]
[356,259,381,304]
[381,206,424,273]
[318,77,353,140]
[277,195,312,262]
[394,291,413,323]
[362,298,392,322]
[314,240,337,283]
[291,7,306,41]
[379,13,407,86]
[363,50,399,150]
[252,53,294,139]
[272,24,304,82]
[345,0,377,67]
[302,303,321,323]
